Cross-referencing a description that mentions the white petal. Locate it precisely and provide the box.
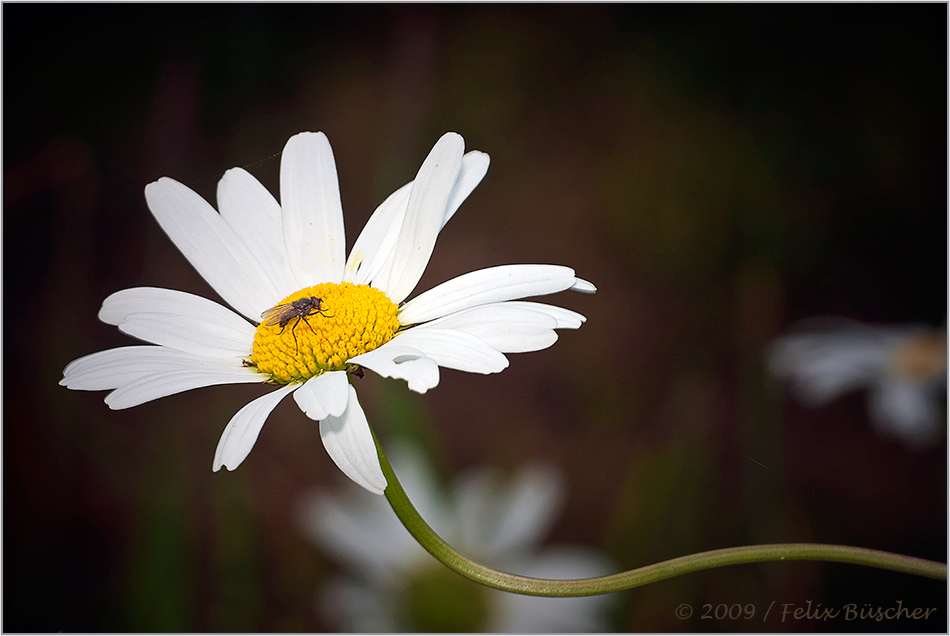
[319,385,387,495]
[485,464,564,555]
[117,312,253,357]
[213,383,297,471]
[468,326,557,354]
[99,287,254,330]
[100,288,255,357]
[349,344,440,393]
[453,463,563,556]
[383,442,454,534]
[105,368,266,410]
[868,381,940,447]
[391,328,508,374]
[61,345,251,390]
[217,167,299,299]
[416,303,560,353]
[768,327,892,406]
[398,264,579,326]
[292,371,350,420]
[301,492,418,580]
[441,150,490,229]
[381,133,465,304]
[144,178,281,321]
[504,301,587,328]
[349,150,489,289]
[280,132,346,287]
[343,182,412,286]
[571,277,597,293]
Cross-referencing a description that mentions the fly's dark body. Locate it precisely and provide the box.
[260,296,330,350]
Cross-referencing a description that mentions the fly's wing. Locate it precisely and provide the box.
[260,303,291,326]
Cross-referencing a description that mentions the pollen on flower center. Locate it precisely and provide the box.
[250,282,401,384]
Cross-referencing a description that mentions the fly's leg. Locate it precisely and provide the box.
[290,315,318,352]
[290,320,299,352]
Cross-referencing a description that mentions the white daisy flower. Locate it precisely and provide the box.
[60,132,594,494]
[298,441,617,632]
[768,317,946,448]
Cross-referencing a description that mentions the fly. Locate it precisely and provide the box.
[260,296,331,351]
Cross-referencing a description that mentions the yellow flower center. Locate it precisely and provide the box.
[250,282,401,384]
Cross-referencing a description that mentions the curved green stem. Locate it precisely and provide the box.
[373,434,946,597]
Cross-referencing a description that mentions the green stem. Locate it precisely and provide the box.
[373,434,946,597]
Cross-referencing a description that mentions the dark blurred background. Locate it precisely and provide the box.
[4,4,946,632]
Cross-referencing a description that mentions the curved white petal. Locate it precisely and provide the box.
[61,345,252,390]
[398,264,579,326]
[116,312,253,357]
[292,371,350,420]
[350,150,490,290]
[441,150,490,229]
[213,383,297,471]
[571,277,597,293]
[217,167,299,300]
[99,287,255,330]
[381,133,465,304]
[280,132,345,287]
[349,344,440,394]
[473,326,558,354]
[319,385,387,495]
[344,182,412,286]
[417,303,560,353]
[100,287,255,357]
[144,178,281,321]
[105,368,266,410]
[390,328,508,374]
[504,301,587,328]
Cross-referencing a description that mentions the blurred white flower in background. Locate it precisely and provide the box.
[768,317,946,449]
[297,442,618,632]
